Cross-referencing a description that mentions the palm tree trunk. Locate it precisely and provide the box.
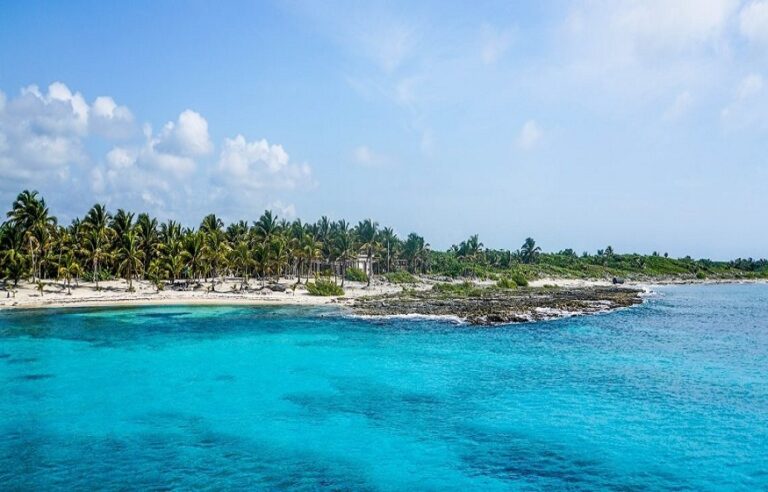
[367,251,372,287]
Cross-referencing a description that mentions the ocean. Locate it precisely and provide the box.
[1,284,766,490]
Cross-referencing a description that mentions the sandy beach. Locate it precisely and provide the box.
[0,276,617,311]
[2,276,763,312]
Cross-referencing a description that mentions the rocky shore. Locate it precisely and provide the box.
[352,285,645,325]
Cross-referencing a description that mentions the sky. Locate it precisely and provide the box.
[0,0,766,259]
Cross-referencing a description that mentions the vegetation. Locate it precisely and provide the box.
[510,272,528,287]
[0,189,766,294]
[344,267,369,283]
[384,271,417,284]
[497,277,518,289]
[305,277,344,296]
[431,282,484,297]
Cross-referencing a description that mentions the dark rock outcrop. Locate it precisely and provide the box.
[352,286,643,325]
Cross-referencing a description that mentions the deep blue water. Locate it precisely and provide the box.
[1,284,767,491]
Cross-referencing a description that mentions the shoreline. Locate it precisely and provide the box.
[1,277,765,313]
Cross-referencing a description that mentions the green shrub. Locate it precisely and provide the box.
[81,269,112,282]
[344,267,368,283]
[497,277,517,289]
[384,271,417,284]
[510,272,528,287]
[306,277,344,296]
[695,271,707,280]
[431,281,482,297]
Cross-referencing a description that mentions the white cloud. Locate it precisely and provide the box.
[0,81,140,198]
[106,146,136,169]
[556,0,739,105]
[516,120,543,150]
[0,81,313,221]
[740,1,768,44]
[91,96,134,138]
[155,109,212,157]
[267,200,297,219]
[664,91,694,120]
[585,0,737,55]
[0,83,89,191]
[217,134,311,190]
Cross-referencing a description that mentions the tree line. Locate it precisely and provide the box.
[2,190,765,293]
[0,190,431,292]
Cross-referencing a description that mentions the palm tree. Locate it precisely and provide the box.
[0,223,27,287]
[110,209,135,249]
[457,234,483,262]
[157,231,186,282]
[136,213,159,277]
[334,225,355,287]
[268,235,289,281]
[203,229,231,291]
[403,233,429,273]
[82,204,113,288]
[200,213,224,235]
[57,252,81,295]
[378,227,398,273]
[184,232,206,281]
[254,210,279,278]
[231,240,255,289]
[7,190,56,281]
[160,220,182,244]
[301,234,322,283]
[116,229,144,291]
[356,219,378,286]
[520,237,541,264]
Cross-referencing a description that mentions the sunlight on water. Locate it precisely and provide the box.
[1,285,767,490]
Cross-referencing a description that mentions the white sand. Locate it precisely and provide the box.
[2,275,759,311]
[0,277,410,310]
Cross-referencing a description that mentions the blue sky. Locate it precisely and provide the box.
[0,0,766,259]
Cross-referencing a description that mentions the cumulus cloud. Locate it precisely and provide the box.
[155,109,212,157]
[0,83,89,191]
[91,96,134,138]
[0,81,139,197]
[516,120,543,150]
[0,81,313,221]
[217,134,310,190]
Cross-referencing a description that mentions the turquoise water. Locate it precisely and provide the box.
[1,285,767,490]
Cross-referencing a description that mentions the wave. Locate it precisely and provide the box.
[348,313,467,324]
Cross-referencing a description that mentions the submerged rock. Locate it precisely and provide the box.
[352,286,643,325]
